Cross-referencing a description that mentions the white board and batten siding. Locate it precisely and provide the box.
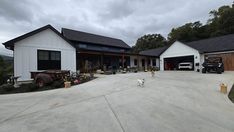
[130,56,159,69]
[160,41,201,71]
[14,29,76,81]
[156,58,160,68]
[130,56,148,68]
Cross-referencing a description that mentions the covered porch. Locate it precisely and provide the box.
[76,50,130,73]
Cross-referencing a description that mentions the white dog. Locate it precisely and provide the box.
[137,79,145,87]
[151,70,155,77]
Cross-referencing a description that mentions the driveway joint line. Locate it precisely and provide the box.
[0,88,135,122]
[0,92,56,124]
[104,95,126,132]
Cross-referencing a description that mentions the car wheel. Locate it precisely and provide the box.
[36,79,45,88]
[202,68,206,73]
[217,68,222,74]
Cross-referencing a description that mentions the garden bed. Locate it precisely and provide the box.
[0,76,97,95]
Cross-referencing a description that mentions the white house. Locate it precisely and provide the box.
[3,25,157,81]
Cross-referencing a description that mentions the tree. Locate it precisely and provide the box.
[0,56,6,85]
[207,5,234,37]
[132,2,234,51]
[131,34,167,53]
[168,3,234,43]
[168,21,209,43]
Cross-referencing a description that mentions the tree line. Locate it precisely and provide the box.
[0,56,13,85]
[132,2,234,53]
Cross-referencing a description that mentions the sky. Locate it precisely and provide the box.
[0,0,233,56]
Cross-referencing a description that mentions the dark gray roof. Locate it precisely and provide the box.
[77,45,127,53]
[139,46,168,57]
[185,34,234,53]
[62,28,131,49]
[3,25,75,50]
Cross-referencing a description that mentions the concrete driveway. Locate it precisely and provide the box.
[0,71,234,132]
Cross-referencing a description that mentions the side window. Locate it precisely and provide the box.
[142,59,145,67]
[37,50,61,70]
[51,51,61,60]
[134,59,138,66]
[38,51,49,60]
[152,59,156,66]
[147,59,151,65]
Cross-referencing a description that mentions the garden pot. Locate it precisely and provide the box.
[64,81,71,88]
[220,83,227,94]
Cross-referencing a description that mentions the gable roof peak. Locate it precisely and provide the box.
[2,24,74,50]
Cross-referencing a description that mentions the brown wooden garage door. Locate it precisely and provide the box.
[207,52,234,71]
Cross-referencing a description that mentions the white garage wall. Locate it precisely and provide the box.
[14,29,76,81]
[156,58,160,68]
[160,41,201,71]
[200,54,205,65]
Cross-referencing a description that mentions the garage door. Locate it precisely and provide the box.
[206,53,234,71]
[164,55,194,70]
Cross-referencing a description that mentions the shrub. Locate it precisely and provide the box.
[0,84,14,92]
[51,80,64,88]
[28,83,38,91]
[20,83,38,92]
[0,56,6,85]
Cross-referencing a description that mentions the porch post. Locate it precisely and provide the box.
[122,54,125,68]
[137,55,140,70]
[101,54,103,70]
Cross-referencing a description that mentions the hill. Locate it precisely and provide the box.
[0,55,13,61]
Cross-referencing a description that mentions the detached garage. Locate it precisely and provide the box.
[159,34,234,71]
[160,41,201,71]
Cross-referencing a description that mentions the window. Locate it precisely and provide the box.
[134,59,138,66]
[120,49,125,52]
[102,47,109,50]
[50,52,61,60]
[38,51,49,60]
[152,59,156,66]
[38,50,61,70]
[142,59,145,67]
[79,44,87,48]
[147,59,151,65]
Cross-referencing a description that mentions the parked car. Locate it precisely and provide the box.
[178,62,193,70]
[202,57,224,74]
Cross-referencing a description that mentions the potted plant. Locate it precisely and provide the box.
[64,76,71,88]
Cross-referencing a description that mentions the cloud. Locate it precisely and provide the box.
[0,0,233,56]
[98,0,134,21]
[0,0,38,23]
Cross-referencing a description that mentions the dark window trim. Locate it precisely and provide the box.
[37,49,61,70]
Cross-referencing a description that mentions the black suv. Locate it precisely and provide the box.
[202,57,224,74]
